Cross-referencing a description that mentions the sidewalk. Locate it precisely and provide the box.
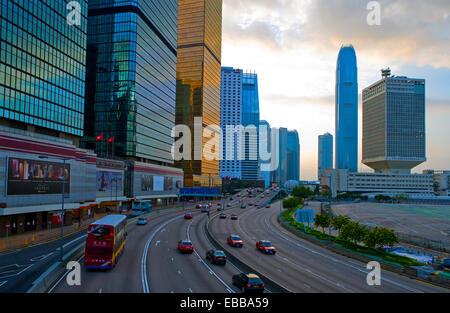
[0,213,107,254]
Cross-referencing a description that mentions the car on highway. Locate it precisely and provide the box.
[188,200,195,203]
[230,197,233,200]
[184,212,193,219]
[227,235,243,247]
[217,206,224,211]
[241,203,247,209]
[237,194,240,197]
[266,190,270,194]
[227,203,232,207]
[201,205,209,213]
[136,217,147,225]
[265,204,271,208]
[232,273,264,293]
[206,250,227,265]
[217,202,221,206]
[231,213,238,220]
[260,195,264,198]
[196,204,202,209]
[178,240,194,254]
[219,213,227,219]
[256,240,277,254]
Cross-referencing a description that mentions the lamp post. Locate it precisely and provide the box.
[39,155,91,262]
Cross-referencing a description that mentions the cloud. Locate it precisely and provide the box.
[223,0,450,69]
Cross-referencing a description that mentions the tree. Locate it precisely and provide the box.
[340,222,368,245]
[292,186,314,199]
[313,185,320,195]
[314,213,330,233]
[331,215,351,236]
[364,227,399,248]
[282,196,302,209]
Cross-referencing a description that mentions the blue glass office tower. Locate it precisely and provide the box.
[242,72,260,180]
[83,0,178,164]
[287,130,300,181]
[273,127,288,186]
[318,133,333,179]
[335,45,358,172]
[259,120,271,187]
[0,0,88,141]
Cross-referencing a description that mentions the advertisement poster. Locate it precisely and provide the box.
[153,176,164,191]
[96,171,123,192]
[141,175,153,191]
[7,157,70,195]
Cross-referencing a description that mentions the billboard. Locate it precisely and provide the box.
[96,171,123,192]
[7,157,70,195]
[153,176,164,191]
[296,209,315,224]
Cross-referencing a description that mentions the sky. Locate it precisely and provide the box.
[221,0,450,181]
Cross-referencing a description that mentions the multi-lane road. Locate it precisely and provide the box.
[50,188,447,293]
[2,188,447,293]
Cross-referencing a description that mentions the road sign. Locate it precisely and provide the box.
[5,224,10,230]
[296,209,314,224]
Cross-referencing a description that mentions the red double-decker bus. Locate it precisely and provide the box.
[84,215,127,269]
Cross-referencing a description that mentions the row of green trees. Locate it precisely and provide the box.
[313,213,398,248]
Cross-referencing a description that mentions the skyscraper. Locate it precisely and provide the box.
[335,45,358,172]
[176,0,222,187]
[259,120,272,188]
[273,127,288,186]
[241,71,260,181]
[220,67,242,179]
[362,69,426,173]
[82,0,178,164]
[0,0,88,143]
[318,133,333,179]
[287,130,300,181]
[220,67,260,181]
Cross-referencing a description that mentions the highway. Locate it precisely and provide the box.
[48,188,448,293]
[207,191,448,293]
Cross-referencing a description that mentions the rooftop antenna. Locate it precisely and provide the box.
[381,68,391,78]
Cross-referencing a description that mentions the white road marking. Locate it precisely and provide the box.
[186,220,235,293]
[188,288,193,293]
[61,235,87,249]
[30,253,53,262]
[141,215,183,293]
[0,264,33,279]
[0,281,7,287]
[98,288,103,293]
[155,240,161,247]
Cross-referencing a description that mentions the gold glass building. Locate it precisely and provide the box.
[176,0,222,187]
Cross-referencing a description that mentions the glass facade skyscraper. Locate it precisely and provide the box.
[176,0,222,187]
[318,132,333,179]
[273,127,288,186]
[0,0,88,140]
[287,130,300,181]
[259,120,271,187]
[335,45,358,172]
[241,71,260,181]
[82,0,178,164]
[362,73,426,173]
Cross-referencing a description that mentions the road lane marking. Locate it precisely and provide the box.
[61,235,87,249]
[189,288,193,293]
[156,240,161,247]
[187,220,235,293]
[0,281,7,287]
[266,211,425,292]
[30,253,53,262]
[141,215,183,293]
[99,288,103,293]
[0,264,33,279]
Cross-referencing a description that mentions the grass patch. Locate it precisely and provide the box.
[280,208,424,267]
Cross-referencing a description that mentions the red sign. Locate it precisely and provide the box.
[5,223,11,229]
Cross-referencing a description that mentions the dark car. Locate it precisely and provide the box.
[206,250,227,265]
[443,259,450,268]
[231,213,238,220]
[256,240,276,254]
[201,205,209,213]
[227,235,243,247]
[219,213,227,219]
[241,203,247,209]
[178,240,194,254]
[232,273,264,293]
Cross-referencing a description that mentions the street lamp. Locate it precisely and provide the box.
[39,155,91,262]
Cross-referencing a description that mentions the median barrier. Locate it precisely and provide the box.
[204,214,291,293]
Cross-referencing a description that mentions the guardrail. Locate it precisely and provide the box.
[27,206,187,293]
[204,211,291,293]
